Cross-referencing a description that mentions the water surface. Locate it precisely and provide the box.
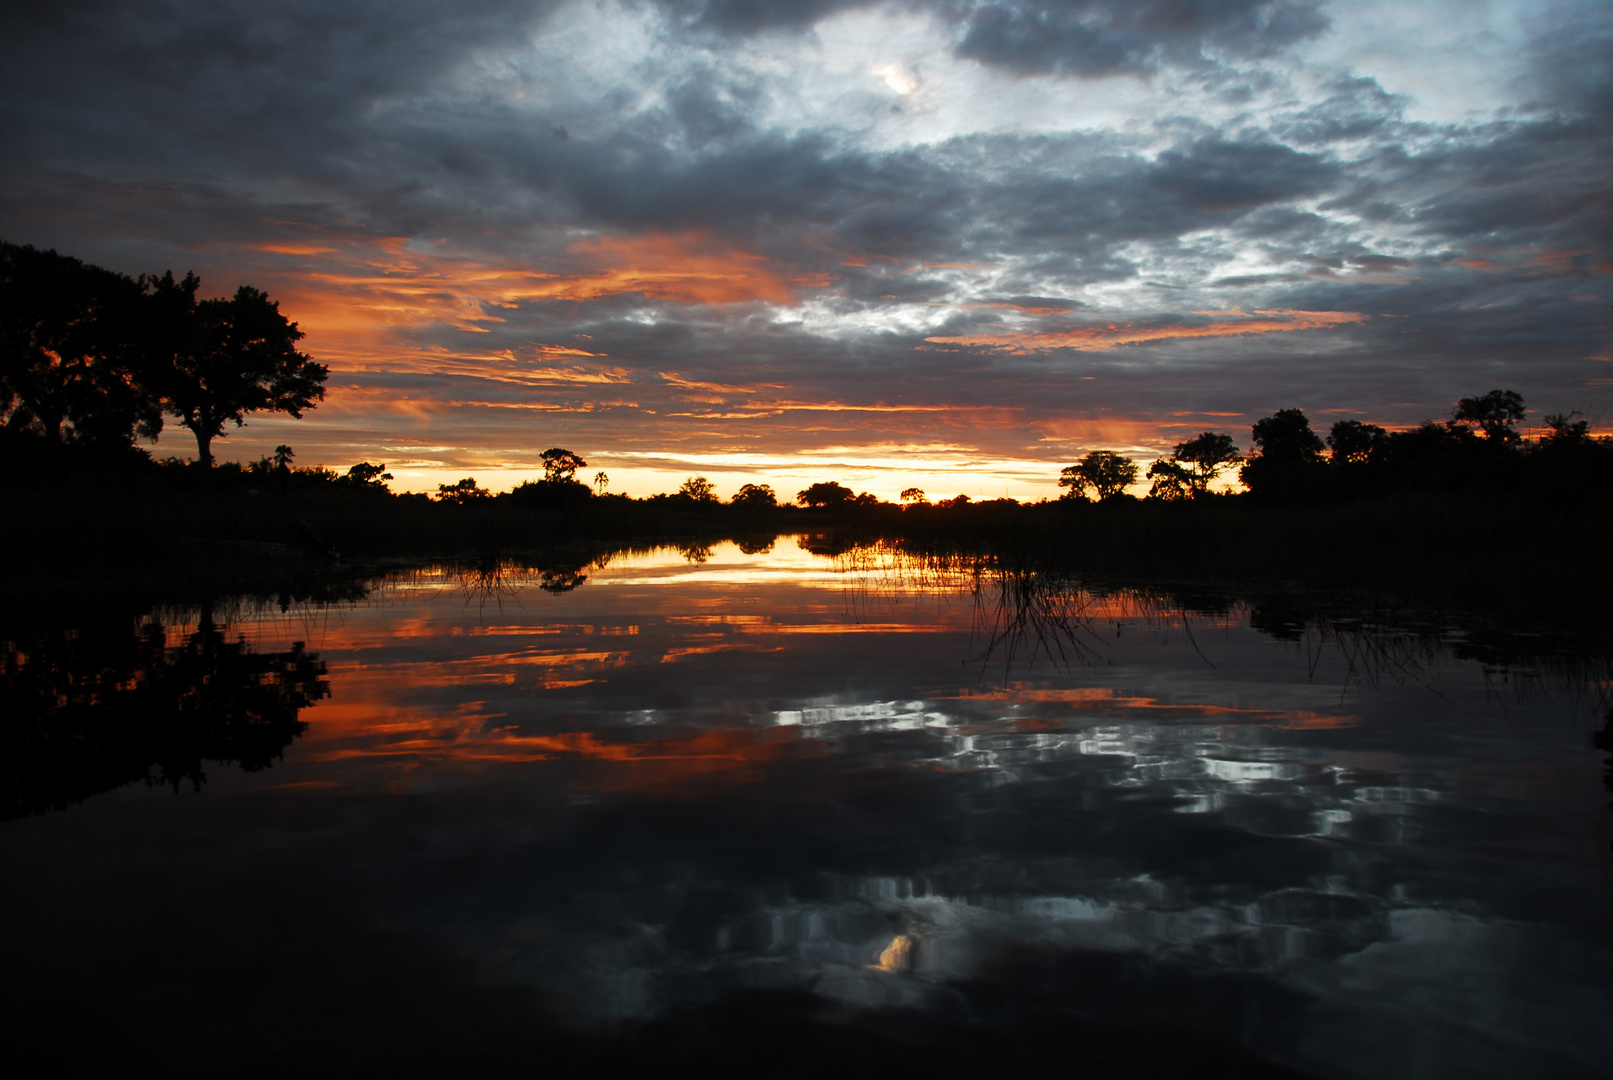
[4,541,1610,1077]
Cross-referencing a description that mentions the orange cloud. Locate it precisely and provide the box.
[242,231,834,373]
[1451,247,1605,276]
[556,233,827,305]
[926,309,1367,353]
[659,373,786,395]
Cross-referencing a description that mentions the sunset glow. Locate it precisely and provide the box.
[3,0,1608,495]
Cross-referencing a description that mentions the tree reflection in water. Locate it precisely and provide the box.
[1,608,328,819]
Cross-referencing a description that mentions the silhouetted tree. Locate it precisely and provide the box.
[1540,412,1590,444]
[900,487,928,506]
[1529,410,1611,498]
[1145,459,1195,501]
[1327,420,1389,464]
[797,481,854,508]
[594,470,609,495]
[731,482,777,507]
[145,273,327,467]
[0,242,160,450]
[678,475,718,504]
[436,477,490,504]
[541,447,586,482]
[1452,389,1526,443]
[342,462,392,488]
[1060,450,1138,501]
[1170,431,1241,496]
[1241,408,1326,499]
[272,443,294,493]
[509,450,593,508]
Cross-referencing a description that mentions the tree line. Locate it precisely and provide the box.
[1,241,327,467]
[239,388,1608,516]
[9,243,1605,513]
[1058,390,1611,504]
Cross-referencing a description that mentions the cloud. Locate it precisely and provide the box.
[954,0,1330,77]
[2,0,1610,494]
[649,0,878,35]
[927,308,1368,352]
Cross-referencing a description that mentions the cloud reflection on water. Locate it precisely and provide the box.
[3,541,1610,1076]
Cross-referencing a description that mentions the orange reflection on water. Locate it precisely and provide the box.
[298,691,823,795]
[233,556,1368,803]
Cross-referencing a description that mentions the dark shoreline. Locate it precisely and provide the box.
[9,484,1609,639]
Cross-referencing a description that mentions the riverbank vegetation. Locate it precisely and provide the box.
[5,242,1610,628]
[5,391,1609,630]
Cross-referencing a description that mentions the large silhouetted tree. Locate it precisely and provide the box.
[541,447,586,482]
[1170,431,1241,496]
[678,475,718,504]
[1327,419,1389,464]
[797,481,854,508]
[731,483,777,507]
[147,273,326,467]
[1241,408,1325,498]
[0,242,160,450]
[1059,450,1138,501]
[507,447,592,508]
[1453,389,1526,443]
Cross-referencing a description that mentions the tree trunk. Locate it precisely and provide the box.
[195,427,213,468]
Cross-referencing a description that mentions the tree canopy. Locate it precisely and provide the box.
[146,276,326,468]
[1452,389,1527,443]
[1241,409,1326,498]
[797,481,854,508]
[1136,431,1242,500]
[1327,420,1388,464]
[0,242,158,450]
[541,447,586,482]
[1145,459,1195,501]
[1158,431,1241,497]
[678,475,718,504]
[1059,450,1138,501]
[436,477,490,504]
[731,483,777,507]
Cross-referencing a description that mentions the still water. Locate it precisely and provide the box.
[4,540,1610,1077]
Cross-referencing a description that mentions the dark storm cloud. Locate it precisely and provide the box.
[954,0,1329,77]
[0,1,564,161]
[2,0,1610,486]
[1,0,1588,280]
[648,0,879,34]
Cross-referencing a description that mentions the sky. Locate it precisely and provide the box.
[2,0,1610,499]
